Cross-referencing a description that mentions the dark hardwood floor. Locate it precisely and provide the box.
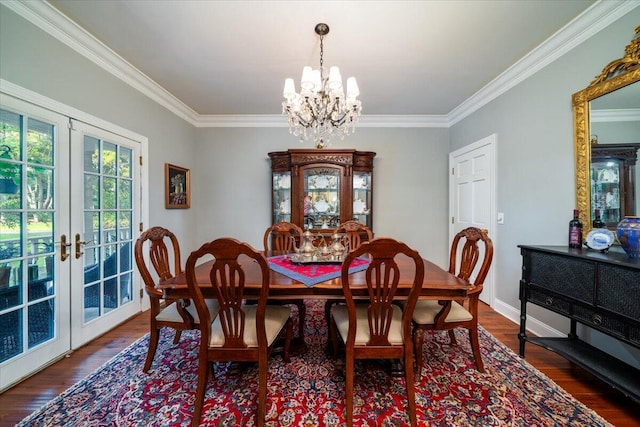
[1,303,638,426]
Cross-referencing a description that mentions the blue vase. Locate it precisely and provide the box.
[616,216,640,258]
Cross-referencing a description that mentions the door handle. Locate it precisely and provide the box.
[60,234,71,261]
[75,233,87,259]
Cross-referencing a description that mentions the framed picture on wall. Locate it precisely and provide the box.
[165,163,190,209]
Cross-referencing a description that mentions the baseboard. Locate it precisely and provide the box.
[491,298,565,339]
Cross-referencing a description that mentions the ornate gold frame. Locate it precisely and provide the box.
[572,25,640,231]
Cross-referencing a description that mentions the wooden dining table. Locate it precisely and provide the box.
[157,251,471,301]
[158,251,471,360]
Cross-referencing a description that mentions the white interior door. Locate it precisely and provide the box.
[0,96,71,391]
[69,120,141,349]
[449,134,496,306]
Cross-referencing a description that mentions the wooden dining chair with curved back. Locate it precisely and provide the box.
[323,220,374,328]
[185,237,293,427]
[329,237,424,427]
[411,227,493,374]
[263,221,306,340]
[134,226,218,372]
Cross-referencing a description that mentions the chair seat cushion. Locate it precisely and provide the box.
[332,304,404,345]
[412,300,472,324]
[209,305,291,347]
[156,299,219,323]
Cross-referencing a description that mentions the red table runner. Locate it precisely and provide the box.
[267,255,370,287]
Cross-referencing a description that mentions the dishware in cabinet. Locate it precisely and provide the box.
[590,143,640,228]
[272,171,292,223]
[268,149,376,232]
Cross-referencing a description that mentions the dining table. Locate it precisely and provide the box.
[158,251,471,301]
[157,251,471,356]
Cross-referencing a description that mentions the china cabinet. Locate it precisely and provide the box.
[268,149,375,232]
[590,143,640,228]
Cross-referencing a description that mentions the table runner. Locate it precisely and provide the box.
[267,255,370,287]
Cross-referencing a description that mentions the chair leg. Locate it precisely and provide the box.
[256,352,267,427]
[173,329,182,345]
[468,326,485,372]
[191,354,210,427]
[345,350,355,427]
[404,348,417,427]
[328,316,339,358]
[296,300,306,340]
[144,326,160,372]
[324,300,334,330]
[283,319,292,363]
[448,329,457,344]
[413,327,424,377]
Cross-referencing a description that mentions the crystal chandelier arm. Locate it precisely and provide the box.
[282,23,361,148]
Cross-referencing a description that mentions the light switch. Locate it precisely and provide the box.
[497,212,505,224]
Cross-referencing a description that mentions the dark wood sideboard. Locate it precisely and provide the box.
[518,245,640,402]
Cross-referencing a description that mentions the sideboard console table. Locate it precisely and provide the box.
[518,245,640,402]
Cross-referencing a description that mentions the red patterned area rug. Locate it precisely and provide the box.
[18,301,611,427]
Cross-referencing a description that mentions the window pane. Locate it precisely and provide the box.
[103,142,117,176]
[26,118,54,166]
[84,136,99,173]
[119,147,132,178]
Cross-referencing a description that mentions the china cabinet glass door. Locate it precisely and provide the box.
[353,171,372,228]
[591,160,622,227]
[303,167,341,230]
[272,172,291,223]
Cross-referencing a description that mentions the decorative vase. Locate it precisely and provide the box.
[616,216,640,258]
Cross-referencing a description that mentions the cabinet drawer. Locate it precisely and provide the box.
[598,264,640,322]
[528,290,571,316]
[528,252,594,303]
[574,306,626,340]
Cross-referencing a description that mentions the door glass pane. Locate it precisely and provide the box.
[272,172,291,223]
[0,108,56,363]
[353,172,372,228]
[303,167,340,229]
[82,136,134,323]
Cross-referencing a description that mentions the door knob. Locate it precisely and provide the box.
[60,234,71,261]
[75,233,87,259]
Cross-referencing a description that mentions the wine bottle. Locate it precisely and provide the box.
[568,209,583,248]
[592,209,606,229]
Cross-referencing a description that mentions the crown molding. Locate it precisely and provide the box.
[1,0,201,125]
[3,0,638,129]
[193,114,449,128]
[448,0,639,126]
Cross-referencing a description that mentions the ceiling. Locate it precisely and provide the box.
[30,1,619,122]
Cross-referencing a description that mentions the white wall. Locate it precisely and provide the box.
[450,8,640,366]
[0,4,199,251]
[193,127,452,266]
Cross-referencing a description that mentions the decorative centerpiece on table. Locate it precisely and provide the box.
[289,230,347,263]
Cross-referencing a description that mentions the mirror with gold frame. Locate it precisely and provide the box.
[573,25,640,233]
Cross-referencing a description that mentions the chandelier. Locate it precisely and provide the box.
[282,23,362,149]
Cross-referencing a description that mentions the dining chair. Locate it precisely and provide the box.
[411,227,493,373]
[185,237,293,427]
[134,226,218,372]
[263,221,306,340]
[323,220,374,330]
[329,237,424,427]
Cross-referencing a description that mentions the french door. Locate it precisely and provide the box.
[0,95,142,391]
[69,120,140,348]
